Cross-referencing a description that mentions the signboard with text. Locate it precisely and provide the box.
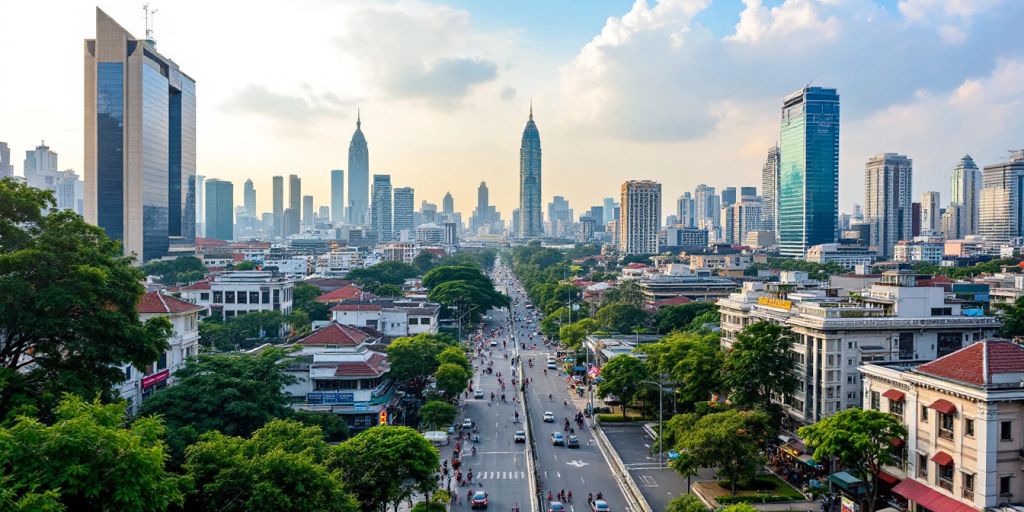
[141,369,170,389]
[306,392,355,405]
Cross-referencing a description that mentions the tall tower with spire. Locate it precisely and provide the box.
[347,110,369,226]
[518,103,543,238]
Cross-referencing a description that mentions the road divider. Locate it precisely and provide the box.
[592,421,652,512]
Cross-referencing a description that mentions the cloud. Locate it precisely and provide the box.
[221,84,352,123]
[500,86,517,101]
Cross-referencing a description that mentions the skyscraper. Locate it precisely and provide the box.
[272,175,283,238]
[979,150,1024,246]
[393,187,414,238]
[23,142,58,190]
[287,174,301,236]
[547,196,573,237]
[331,169,344,224]
[0,142,12,178]
[620,180,661,255]
[371,174,392,241]
[864,153,912,258]
[347,111,369,226]
[778,86,840,257]
[204,179,233,241]
[518,105,542,238]
[421,201,438,224]
[302,195,314,228]
[920,191,941,235]
[478,182,488,210]
[694,184,720,230]
[761,145,780,233]
[720,187,737,208]
[195,175,205,237]
[677,192,695,228]
[602,197,616,226]
[84,8,196,262]
[951,155,981,236]
[243,179,256,218]
[723,199,764,245]
[442,192,454,215]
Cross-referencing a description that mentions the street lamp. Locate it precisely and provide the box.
[642,373,669,467]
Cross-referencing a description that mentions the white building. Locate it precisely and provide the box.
[864,153,913,258]
[722,199,764,245]
[951,155,981,237]
[117,292,203,415]
[179,271,295,325]
[263,255,312,277]
[806,243,875,269]
[717,271,1001,424]
[315,246,368,276]
[329,299,441,337]
[620,180,661,255]
[894,237,945,264]
[920,191,941,236]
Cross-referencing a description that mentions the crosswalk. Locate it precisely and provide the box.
[475,471,526,480]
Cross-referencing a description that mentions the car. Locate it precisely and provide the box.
[567,435,580,448]
[471,490,489,509]
[474,389,484,399]
[547,362,557,370]
[490,340,498,347]
[543,411,555,422]
[668,449,680,461]
[551,432,564,446]
[591,500,609,512]
[514,430,526,443]
[548,502,565,512]
[462,418,474,429]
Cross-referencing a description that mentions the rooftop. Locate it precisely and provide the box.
[297,323,377,347]
[916,340,1024,388]
[137,291,204,314]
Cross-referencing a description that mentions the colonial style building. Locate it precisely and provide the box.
[179,270,295,323]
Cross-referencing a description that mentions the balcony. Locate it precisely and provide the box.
[962,488,974,500]
[938,478,953,492]
[939,428,954,441]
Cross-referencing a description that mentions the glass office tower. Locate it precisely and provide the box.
[778,86,840,257]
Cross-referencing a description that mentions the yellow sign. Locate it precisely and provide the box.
[757,297,792,309]
[379,410,388,425]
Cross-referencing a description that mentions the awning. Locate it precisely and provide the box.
[877,471,901,485]
[931,451,954,466]
[891,437,904,448]
[882,389,905,401]
[780,444,802,457]
[797,454,816,466]
[892,478,978,512]
[929,399,957,415]
[828,471,864,493]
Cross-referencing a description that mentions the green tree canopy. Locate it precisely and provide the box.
[996,296,1024,340]
[436,346,471,374]
[671,409,773,496]
[0,394,185,511]
[183,419,359,512]
[387,334,452,397]
[346,260,418,286]
[722,322,798,412]
[597,355,649,418]
[721,505,758,512]
[798,408,907,512]
[604,280,645,308]
[291,410,350,443]
[641,331,723,410]
[595,303,648,333]
[331,426,440,511]
[231,261,257,271]
[428,280,508,325]
[293,282,331,321]
[0,178,171,419]
[560,318,597,349]
[422,265,490,290]
[419,400,457,431]
[665,494,708,512]
[141,255,206,284]
[654,302,718,333]
[434,363,471,400]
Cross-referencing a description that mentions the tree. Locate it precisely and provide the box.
[597,355,649,418]
[293,282,331,321]
[183,419,359,512]
[595,303,648,333]
[0,394,185,511]
[138,349,296,466]
[232,261,257,271]
[996,296,1024,339]
[654,303,718,333]
[436,346,471,373]
[434,363,471,400]
[292,410,350,443]
[141,255,206,284]
[413,251,439,273]
[560,318,597,349]
[0,178,171,419]
[428,280,508,325]
[346,261,419,287]
[642,331,724,410]
[387,334,451,397]
[799,409,907,512]
[419,400,457,431]
[363,282,404,297]
[331,426,440,511]
[721,505,757,512]
[665,494,708,512]
[604,280,645,308]
[722,322,798,412]
[671,409,773,496]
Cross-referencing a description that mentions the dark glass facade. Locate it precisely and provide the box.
[141,64,170,261]
[96,62,124,243]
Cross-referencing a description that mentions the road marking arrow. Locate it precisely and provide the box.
[566,460,589,468]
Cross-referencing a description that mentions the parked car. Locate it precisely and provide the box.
[551,432,564,446]
[567,435,580,448]
[514,430,526,443]
[474,389,484,399]
[591,500,609,512]
[471,491,489,509]
[543,411,555,422]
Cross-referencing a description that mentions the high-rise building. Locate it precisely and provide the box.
[371,174,393,241]
[677,192,695,228]
[331,169,345,224]
[204,179,233,241]
[0,142,12,178]
[761,145,780,233]
[23,142,58,190]
[778,86,840,257]
[619,180,661,255]
[739,186,757,201]
[721,187,737,208]
[950,155,981,236]
[302,195,314,228]
[723,199,764,245]
[911,202,921,238]
[318,206,329,222]
[393,186,414,237]
[243,179,256,218]
[348,111,369,226]
[602,198,616,225]
[979,150,1024,246]
[84,8,196,262]
[920,192,941,235]
[442,192,454,215]
[272,176,283,238]
[694,184,720,229]
[547,196,573,237]
[287,175,301,236]
[421,201,438,224]
[196,175,205,237]
[471,182,500,234]
[477,182,488,210]
[942,204,964,240]
[518,106,543,238]
[864,153,912,258]
[587,206,605,230]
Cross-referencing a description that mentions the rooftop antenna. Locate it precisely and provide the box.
[143,2,159,40]
[805,76,817,89]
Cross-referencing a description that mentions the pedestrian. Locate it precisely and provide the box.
[587,493,593,505]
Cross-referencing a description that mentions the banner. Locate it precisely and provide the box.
[840,496,859,512]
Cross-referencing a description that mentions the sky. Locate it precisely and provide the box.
[2,0,1023,221]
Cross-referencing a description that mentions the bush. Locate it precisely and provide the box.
[716,495,793,505]
[597,414,656,423]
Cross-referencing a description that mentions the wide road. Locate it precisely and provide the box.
[494,259,631,512]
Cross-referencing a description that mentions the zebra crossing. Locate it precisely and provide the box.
[475,471,526,480]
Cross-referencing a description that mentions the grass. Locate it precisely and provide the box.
[597,412,656,422]
[710,474,804,504]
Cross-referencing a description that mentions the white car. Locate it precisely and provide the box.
[474,389,484,399]
[462,418,474,429]
[490,340,498,347]
[543,411,555,423]
[547,362,557,370]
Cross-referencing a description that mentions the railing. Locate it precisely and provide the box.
[938,478,953,492]
[962,488,974,500]
[939,429,954,441]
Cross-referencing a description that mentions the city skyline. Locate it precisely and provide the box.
[2,1,1023,219]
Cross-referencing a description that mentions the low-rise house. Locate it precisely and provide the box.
[329,298,440,337]
[179,271,295,328]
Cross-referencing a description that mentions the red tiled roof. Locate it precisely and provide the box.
[180,280,211,291]
[625,263,648,269]
[316,285,375,303]
[330,303,383,312]
[232,253,245,262]
[137,292,203,314]
[653,296,693,307]
[314,353,389,377]
[917,341,1024,386]
[297,323,373,346]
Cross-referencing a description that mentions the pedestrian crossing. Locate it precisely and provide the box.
[475,471,526,480]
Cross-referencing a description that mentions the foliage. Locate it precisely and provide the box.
[604,280,645,308]
[183,419,359,512]
[798,408,907,512]
[199,310,289,351]
[361,282,404,297]
[419,400,457,430]
[910,258,1022,280]
[331,426,440,511]
[293,282,331,321]
[665,494,708,512]
[428,276,508,325]
[436,346,472,374]
[559,318,597,349]
[743,257,845,281]
[231,261,257,271]
[0,394,185,511]
[595,303,648,333]
[995,296,1024,339]
[718,503,760,511]
[566,243,601,260]
[641,331,723,410]
[138,349,297,466]
[346,260,419,287]
[670,409,773,496]
[413,251,439,273]
[434,363,472,400]
[654,302,719,333]
[291,410,350,443]
[722,322,798,412]
[0,178,171,420]
[688,309,721,331]
[387,334,454,397]
[597,355,649,418]
[141,255,207,284]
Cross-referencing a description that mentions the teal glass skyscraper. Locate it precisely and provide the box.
[518,105,543,238]
[778,86,840,257]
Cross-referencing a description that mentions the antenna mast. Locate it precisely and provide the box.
[143,2,159,40]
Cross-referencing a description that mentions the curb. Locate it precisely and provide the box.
[593,422,653,512]
[513,315,541,512]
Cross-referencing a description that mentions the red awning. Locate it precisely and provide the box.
[892,478,978,512]
[890,437,904,448]
[882,389,905,401]
[877,471,900,485]
[931,451,954,466]
[929,399,957,415]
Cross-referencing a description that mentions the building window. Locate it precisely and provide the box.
[918,454,928,479]
[1001,421,1013,441]
[898,332,914,359]
[250,291,259,304]
[123,366,132,381]
[213,291,223,303]
[890,399,904,417]
[1000,475,1012,496]
[200,292,209,301]
[963,473,974,500]
[965,419,974,437]
[273,289,280,304]
[938,463,954,492]
[939,413,954,440]
[225,291,235,304]
[937,332,961,357]
[921,405,929,423]
[870,391,880,411]
[237,292,247,304]
[157,352,167,371]
[262,290,270,303]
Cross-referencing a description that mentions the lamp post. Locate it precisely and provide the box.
[642,373,668,467]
